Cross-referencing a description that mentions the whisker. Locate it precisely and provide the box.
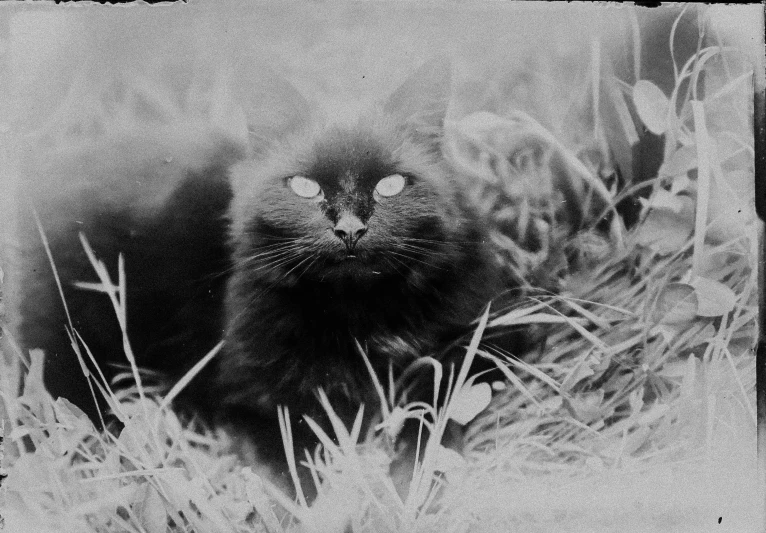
[226,282,273,330]
[401,236,473,246]
[296,256,320,282]
[199,251,299,282]
[255,253,306,273]
[280,254,316,280]
[249,241,306,251]
[387,250,447,271]
[383,253,438,295]
[248,240,309,254]
[200,247,304,281]
[391,243,448,257]
[243,246,306,264]
[381,253,408,277]
[245,231,300,242]
[233,244,308,268]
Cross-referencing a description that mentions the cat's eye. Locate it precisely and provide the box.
[375,174,406,198]
[289,176,322,199]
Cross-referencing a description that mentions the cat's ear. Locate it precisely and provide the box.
[383,56,452,139]
[238,69,312,156]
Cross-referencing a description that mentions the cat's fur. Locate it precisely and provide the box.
[10,59,513,486]
[217,59,508,458]
[11,130,242,422]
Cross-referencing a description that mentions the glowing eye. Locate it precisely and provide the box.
[375,174,406,198]
[289,176,322,198]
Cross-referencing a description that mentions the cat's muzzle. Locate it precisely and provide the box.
[333,214,368,252]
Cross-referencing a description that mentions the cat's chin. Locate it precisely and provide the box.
[314,255,391,283]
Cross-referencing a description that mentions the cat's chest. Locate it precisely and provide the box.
[296,290,426,379]
[296,282,413,340]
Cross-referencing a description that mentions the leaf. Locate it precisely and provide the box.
[53,397,94,431]
[535,395,563,414]
[566,390,609,424]
[448,382,491,425]
[633,80,671,135]
[606,80,640,145]
[723,170,756,202]
[713,133,746,163]
[69,484,141,517]
[637,403,670,426]
[660,145,697,177]
[303,483,358,533]
[560,351,599,392]
[634,208,693,254]
[651,323,684,344]
[689,276,737,317]
[602,426,652,459]
[8,426,31,441]
[3,453,55,493]
[644,189,686,213]
[653,283,698,324]
[137,485,168,533]
[434,445,467,475]
[376,406,408,440]
[670,174,692,195]
[704,172,752,244]
[697,246,736,280]
[22,349,47,398]
[242,468,284,533]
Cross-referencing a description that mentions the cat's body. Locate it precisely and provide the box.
[11,131,242,422]
[217,59,511,466]
[10,59,514,486]
[219,113,505,450]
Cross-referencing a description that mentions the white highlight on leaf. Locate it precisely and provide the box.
[633,80,670,135]
[491,381,507,391]
[449,382,491,425]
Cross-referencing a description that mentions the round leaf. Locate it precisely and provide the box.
[449,382,491,425]
[633,80,671,135]
[434,444,468,474]
[634,208,694,254]
[690,276,737,317]
[566,390,607,423]
[138,485,168,533]
[660,145,698,177]
[646,189,686,213]
[654,282,698,324]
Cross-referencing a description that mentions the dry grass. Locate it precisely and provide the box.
[0,6,760,533]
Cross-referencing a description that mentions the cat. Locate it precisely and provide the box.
[215,58,514,466]
[10,58,519,494]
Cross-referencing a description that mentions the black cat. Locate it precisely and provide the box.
[11,59,515,490]
[217,58,510,462]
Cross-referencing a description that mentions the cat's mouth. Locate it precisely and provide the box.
[338,252,371,268]
[314,249,390,280]
[337,247,368,262]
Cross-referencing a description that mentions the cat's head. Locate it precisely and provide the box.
[229,58,479,286]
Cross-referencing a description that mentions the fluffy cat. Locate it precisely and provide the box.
[10,59,517,490]
[216,58,510,458]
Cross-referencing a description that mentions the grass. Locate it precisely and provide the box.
[0,6,760,533]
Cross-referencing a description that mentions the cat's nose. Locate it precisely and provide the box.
[334,215,368,250]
